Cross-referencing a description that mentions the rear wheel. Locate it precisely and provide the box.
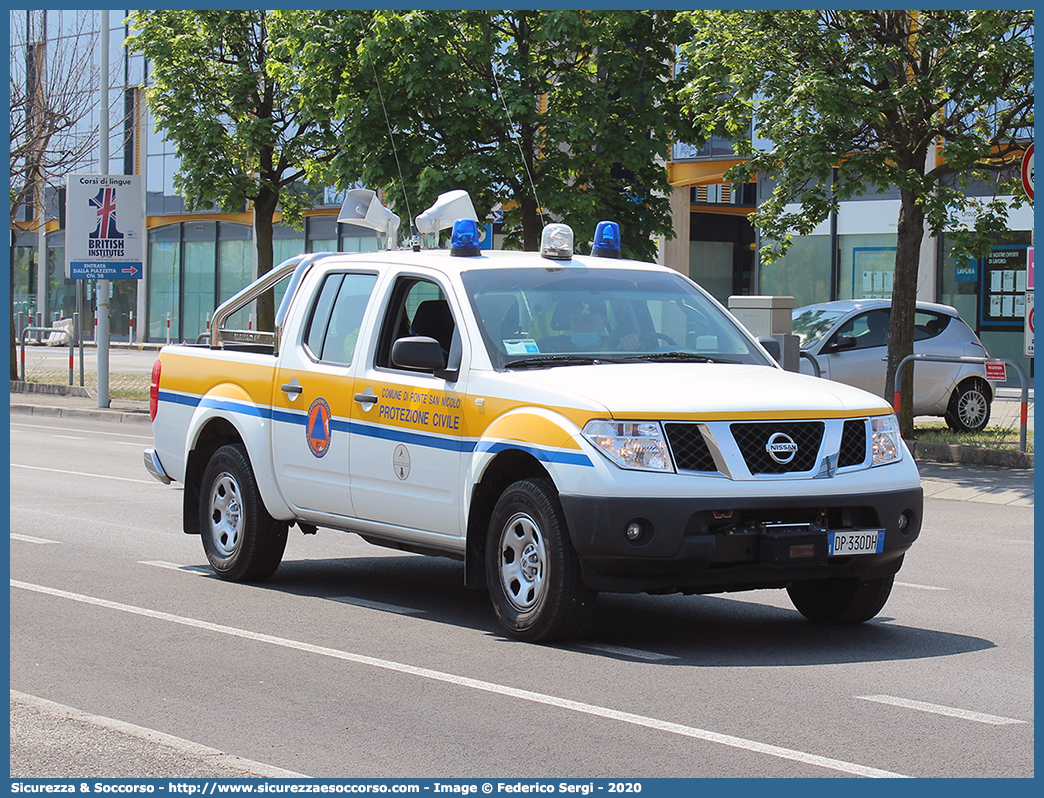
[945,378,991,432]
[787,574,895,624]
[486,478,595,643]
[199,443,287,582]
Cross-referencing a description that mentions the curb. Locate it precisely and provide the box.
[10,402,153,425]
[10,380,92,398]
[905,438,1033,470]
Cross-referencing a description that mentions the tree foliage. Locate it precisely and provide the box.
[677,10,1034,433]
[271,10,689,260]
[127,10,344,328]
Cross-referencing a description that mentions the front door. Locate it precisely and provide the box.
[349,276,468,543]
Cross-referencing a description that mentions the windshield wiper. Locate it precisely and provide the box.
[505,355,605,370]
[617,352,736,364]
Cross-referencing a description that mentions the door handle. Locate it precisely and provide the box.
[281,377,303,398]
[354,390,380,407]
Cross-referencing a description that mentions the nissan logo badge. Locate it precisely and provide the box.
[766,432,798,464]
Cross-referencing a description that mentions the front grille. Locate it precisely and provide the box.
[838,419,868,468]
[730,421,823,474]
[663,423,717,472]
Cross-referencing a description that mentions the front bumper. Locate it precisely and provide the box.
[559,486,923,594]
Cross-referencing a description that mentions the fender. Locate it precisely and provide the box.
[466,405,594,514]
[184,382,295,521]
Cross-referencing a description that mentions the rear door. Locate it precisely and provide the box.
[271,270,377,520]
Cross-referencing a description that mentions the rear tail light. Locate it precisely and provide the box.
[149,359,162,421]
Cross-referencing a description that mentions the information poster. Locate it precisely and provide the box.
[854,248,896,299]
[983,247,1029,323]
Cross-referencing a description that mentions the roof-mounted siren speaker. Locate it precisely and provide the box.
[337,188,400,250]
[415,190,479,247]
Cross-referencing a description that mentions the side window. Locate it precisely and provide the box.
[914,311,950,341]
[303,273,377,364]
[376,277,457,371]
[835,309,889,350]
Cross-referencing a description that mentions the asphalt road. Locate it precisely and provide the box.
[9,413,1034,779]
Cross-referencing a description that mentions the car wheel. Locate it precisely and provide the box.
[787,574,895,624]
[199,443,288,582]
[945,378,992,432]
[486,478,595,643]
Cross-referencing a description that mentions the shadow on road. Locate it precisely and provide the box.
[225,552,995,668]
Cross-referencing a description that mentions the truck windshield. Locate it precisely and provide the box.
[461,267,770,369]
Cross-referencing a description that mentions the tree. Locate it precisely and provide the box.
[127,11,344,330]
[272,10,689,261]
[677,10,1034,435]
[9,10,99,379]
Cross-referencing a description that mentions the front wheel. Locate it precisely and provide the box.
[199,443,287,582]
[787,574,895,624]
[486,478,595,643]
[945,379,991,432]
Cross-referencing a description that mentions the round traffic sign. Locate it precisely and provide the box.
[1021,142,1033,200]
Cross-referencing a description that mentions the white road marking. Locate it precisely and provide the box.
[10,533,59,545]
[330,596,425,615]
[575,642,677,662]
[139,561,213,575]
[11,579,909,778]
[858,695,1027,726]
[894,581,948,591]
[51,435,89,441]
[10,690,308,778]
[11,421,153,440]
[11,463,158,485]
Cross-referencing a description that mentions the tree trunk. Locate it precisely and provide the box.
[520,192,541,251]
[252,187,279,331]
[885,186,926,439]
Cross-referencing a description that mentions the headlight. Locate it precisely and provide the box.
[871,414,903,466]
[582,420,674,472]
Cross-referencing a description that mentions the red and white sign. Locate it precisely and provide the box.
[1025,290,1034,358]
[1021,142,1033,201]
[985,359,1008,382]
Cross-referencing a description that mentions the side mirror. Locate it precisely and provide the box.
[391,336,445,371]
[824,334,857,353]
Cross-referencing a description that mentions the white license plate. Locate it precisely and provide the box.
[828,530,885,556]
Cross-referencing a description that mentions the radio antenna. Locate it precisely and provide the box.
[367,47,415,241]
[489,60,545,229]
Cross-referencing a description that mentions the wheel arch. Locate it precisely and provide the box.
[958,374,994,403]
[182,416,245,536]
[464,448,551,590]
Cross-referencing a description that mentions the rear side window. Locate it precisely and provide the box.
[914,311,950,341]
[303,273,377,364]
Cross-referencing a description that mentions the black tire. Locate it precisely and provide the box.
[944,378,991,432]
[486,477,596,643]
[199,443,288,582]
[787,574,895,624]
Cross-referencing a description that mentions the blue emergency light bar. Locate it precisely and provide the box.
[449,218,482,257]
[591,221,621,259]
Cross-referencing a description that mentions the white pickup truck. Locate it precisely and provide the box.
[144,203,923,643]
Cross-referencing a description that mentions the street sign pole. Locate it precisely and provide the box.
[97,11,110,408]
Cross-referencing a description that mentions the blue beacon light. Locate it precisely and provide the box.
[449,218,482,257]
[591,220,621,258]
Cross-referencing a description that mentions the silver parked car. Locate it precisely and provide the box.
[792,299,994,432]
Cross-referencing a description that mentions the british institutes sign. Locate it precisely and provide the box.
[66,174,144,280]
